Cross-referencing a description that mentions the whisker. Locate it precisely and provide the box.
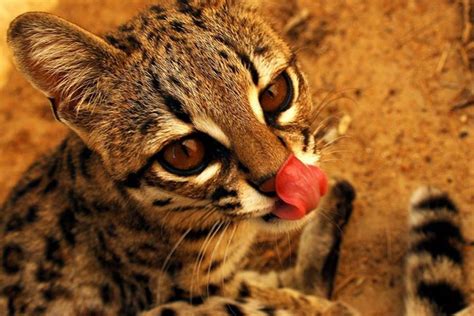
[206,222,230,297]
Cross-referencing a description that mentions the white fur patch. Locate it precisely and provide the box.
[193,117,231,148]
[238,180,274,215]
[248,85,265,124]
[194,163,221,185]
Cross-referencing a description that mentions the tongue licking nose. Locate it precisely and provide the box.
[272,155,328,220]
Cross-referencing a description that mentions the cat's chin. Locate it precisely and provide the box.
[249,210,316,234]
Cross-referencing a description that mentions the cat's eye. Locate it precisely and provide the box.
[160,137,207,175]
[259,72,293,113]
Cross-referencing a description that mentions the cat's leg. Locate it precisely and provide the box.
[279,179,356,298]
[141,288,354,316]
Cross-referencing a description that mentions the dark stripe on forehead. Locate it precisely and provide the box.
[150,74,192,123]
[214,35,259,86]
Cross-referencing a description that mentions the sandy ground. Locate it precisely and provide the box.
[0,0,473,315]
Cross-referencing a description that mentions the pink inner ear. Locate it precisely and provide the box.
[272,155,328,220]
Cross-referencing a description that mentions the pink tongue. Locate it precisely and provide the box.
[273,155,328,220]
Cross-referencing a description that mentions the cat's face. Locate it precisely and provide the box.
[8,1,324,233]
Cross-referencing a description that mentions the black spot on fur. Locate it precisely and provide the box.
[150,5,166,14]
[66,151,76,181]
[302,128,310,152]
[216,203,241,211]
[78,147,92,178]
[35,264,61,282]
[255,46,270,55]
[126,35,141,51]
[119,23,134,33]
[121,172,142,189]
[26,205,39,223]
[417,281,467,315]
[42,179,58,194]
[5,214,24,232]
[237,53,259,86]
[238,282,251,298]
[415,195,458,212]
[160,308,177,316]
[320,234,342,298]
[151,75,161,90]
[211,187,237,201]
[2,244,24,274]
[414,220,463,243]
[412,237,462,264]
[259,306,276,316]
[3,284,22,316]
[163,94,191,123]
[100,283,113,304]
[45,236,64,266]
[219,50,229,60]
[11,177,41,203]
[59,208,77,246]
[224,303,244,316]
[208,284,220,295]
[170,20,186,33]
[96,231,122,270]
[140,118,157,135]
[32,306,47,315]
[152,198,172,207]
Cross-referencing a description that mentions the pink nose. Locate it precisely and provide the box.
[272,154,328,220]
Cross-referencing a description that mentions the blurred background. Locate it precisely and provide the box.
[0,0,473,315]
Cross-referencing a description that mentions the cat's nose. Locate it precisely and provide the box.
[258,176,276,194]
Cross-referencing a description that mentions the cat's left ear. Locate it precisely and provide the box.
[7,12,125,129]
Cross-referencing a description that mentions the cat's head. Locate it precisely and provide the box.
[8,0,327,233]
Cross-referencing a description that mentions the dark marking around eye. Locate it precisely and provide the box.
[163,94,192,123]
[237,52,259,86]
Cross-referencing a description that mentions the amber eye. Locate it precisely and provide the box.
[160,137,207,175]
[259,72,293,113]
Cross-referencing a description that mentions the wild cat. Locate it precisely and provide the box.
[0,0,471,315]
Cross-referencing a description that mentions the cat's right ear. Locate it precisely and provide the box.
[7,12,125,129]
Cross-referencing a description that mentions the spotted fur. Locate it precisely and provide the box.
[2,1,357,315]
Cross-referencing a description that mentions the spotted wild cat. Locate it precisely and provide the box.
[1,1,357,315]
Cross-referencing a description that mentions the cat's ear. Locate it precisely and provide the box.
[7,12,125,125]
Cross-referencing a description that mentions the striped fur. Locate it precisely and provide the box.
[405,187,471,316]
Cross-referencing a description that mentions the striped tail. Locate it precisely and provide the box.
[404,187,468,316]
